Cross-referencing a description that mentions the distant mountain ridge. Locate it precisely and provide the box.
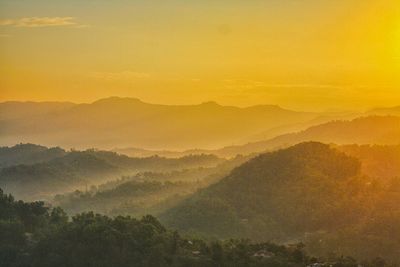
[228,115,400,154]
[116,115,400,158]
[2,97,399,154]
[0,97,332,150]
[368,105,400,116]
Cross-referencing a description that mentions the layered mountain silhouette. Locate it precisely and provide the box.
[211,115,400,156]
[0,144,224,201]
[1,97,333,150]
[116,115,400,158]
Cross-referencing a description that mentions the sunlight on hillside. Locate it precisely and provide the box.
[1,1,400,266]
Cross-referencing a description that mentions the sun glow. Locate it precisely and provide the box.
[395,26,400,61]
[1,0,400,110]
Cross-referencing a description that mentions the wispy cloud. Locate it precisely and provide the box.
[0,17,79,27]
[91,71,151,82]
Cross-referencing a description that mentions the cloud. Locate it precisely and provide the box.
[91,71,151,82]
[0,17,78,27]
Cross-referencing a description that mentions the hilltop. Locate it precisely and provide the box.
[162,142,362,239]
[162,142,400,261]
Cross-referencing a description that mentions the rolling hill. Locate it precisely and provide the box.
[0,143,66,168]
[1,97,329,150]
[0,144,225,201]
[2,188,365,267]
[162,142,364,240]
[161,142,400,261]
[190,115,400,158]
[53,154,250,217]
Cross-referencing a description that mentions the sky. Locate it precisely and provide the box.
[0,0,399,111]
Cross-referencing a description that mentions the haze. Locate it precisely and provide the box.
[2,1,400,265]
[1,0,400,111]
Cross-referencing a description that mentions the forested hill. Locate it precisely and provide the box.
[163,142,362,239]
[0,188,387,267]
[0,143,66,168]
[0,144,224,201]
[0,151,118,201]
[162,142,400,262]
[336,144,400,179]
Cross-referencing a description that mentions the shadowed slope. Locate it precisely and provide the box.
[162,142,363,240]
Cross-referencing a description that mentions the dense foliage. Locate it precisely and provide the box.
[0,189,390,267]
[163,142,362,237]
[162,142,400,262]
[2,142,400,265]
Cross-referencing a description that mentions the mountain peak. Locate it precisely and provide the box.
[199,101,220,107]
[92,96,144,105]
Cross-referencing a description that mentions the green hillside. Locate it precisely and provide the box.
[162,142,400,262]
[0,188,384,267]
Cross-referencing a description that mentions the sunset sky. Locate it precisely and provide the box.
[1,0,399,111]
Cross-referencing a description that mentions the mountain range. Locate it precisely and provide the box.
[0,97,354,150]
[116,115,400,158]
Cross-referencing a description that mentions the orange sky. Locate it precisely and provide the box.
[0,0,399,111]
